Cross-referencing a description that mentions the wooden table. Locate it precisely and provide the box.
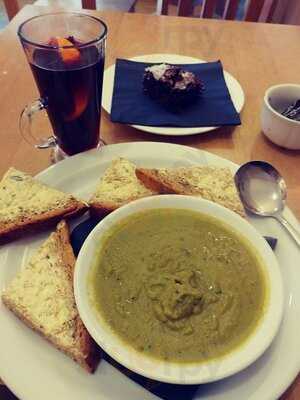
[0,4,299,399]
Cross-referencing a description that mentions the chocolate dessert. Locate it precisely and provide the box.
[143,63,203,110]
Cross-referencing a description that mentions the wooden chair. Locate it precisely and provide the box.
[3,0,19,20]
[81,0,136,11]
[159,0,279,22]
[3,0,136,21]
[82,0,97,8]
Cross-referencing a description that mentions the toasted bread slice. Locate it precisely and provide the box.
[136,166,245,218]
[2,220,99,372]
[0,167,87,244]
[89,158,157,217]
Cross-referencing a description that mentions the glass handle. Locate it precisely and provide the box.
[19,98,57,149]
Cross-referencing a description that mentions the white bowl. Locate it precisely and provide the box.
[74,195,283,384]
[261,84,300,150]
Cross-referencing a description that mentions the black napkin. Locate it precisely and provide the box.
[71,218,277,400]
[110,59,241,127]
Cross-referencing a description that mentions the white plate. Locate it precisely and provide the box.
[0,142,299,400]
[102,54,245,136]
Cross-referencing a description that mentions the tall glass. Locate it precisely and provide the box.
[18,13,107,161]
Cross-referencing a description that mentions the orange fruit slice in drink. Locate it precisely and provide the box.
[49,37,81,64]
[65,87,88,121]
[48,37,87,120]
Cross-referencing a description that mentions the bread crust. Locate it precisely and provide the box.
[136,167,246,218]
[2,220,100,373]
[89,201,118,218]
[88,158,156,217]
[0,201,87,245]
[2,294,99,373]
[136,168,179,194]
[55,221,100,372]
[89,194,154,218]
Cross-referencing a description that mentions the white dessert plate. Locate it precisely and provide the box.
[102,54,245,136]
[0,142,299,400]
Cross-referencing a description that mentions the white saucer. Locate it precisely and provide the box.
[102,53,245,136]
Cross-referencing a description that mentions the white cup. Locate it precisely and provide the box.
[261,84,300,150]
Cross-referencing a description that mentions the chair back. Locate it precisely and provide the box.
[3,0,19,20]
[3,1,96,20]
[4,0,136,21]
[82,0,96,8]
[160,0,279,22]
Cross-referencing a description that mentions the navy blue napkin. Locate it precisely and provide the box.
[70,217,277,400]
[103,351,199,400]
[110,59,241,127]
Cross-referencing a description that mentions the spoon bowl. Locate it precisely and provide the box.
[235,161,287,217]
[235,161,300,247]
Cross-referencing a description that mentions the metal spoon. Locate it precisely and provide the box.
[235,161,300,248]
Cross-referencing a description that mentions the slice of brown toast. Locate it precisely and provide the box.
[136,166,246,218]
[89,158,157,217]
[2,220,100,373]
[0,168,88,244]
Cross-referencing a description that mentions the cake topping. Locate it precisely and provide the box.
[143,63,204,110]
[145,64,170,80]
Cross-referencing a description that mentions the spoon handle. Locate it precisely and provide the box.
[275,215,300,248]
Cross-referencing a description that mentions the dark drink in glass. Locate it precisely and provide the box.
[31,38,104,155]
[18,13,107,161]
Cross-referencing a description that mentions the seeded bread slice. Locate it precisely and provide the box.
[0,167,88,244]
[89,158,157,217]
[136,166,245,218]
[1,220,100,372]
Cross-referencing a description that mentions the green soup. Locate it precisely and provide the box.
[89,209,267,363]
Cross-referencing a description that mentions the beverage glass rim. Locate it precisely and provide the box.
[18,12,108,50]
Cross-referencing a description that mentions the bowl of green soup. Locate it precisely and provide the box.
[74,195,283,384]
